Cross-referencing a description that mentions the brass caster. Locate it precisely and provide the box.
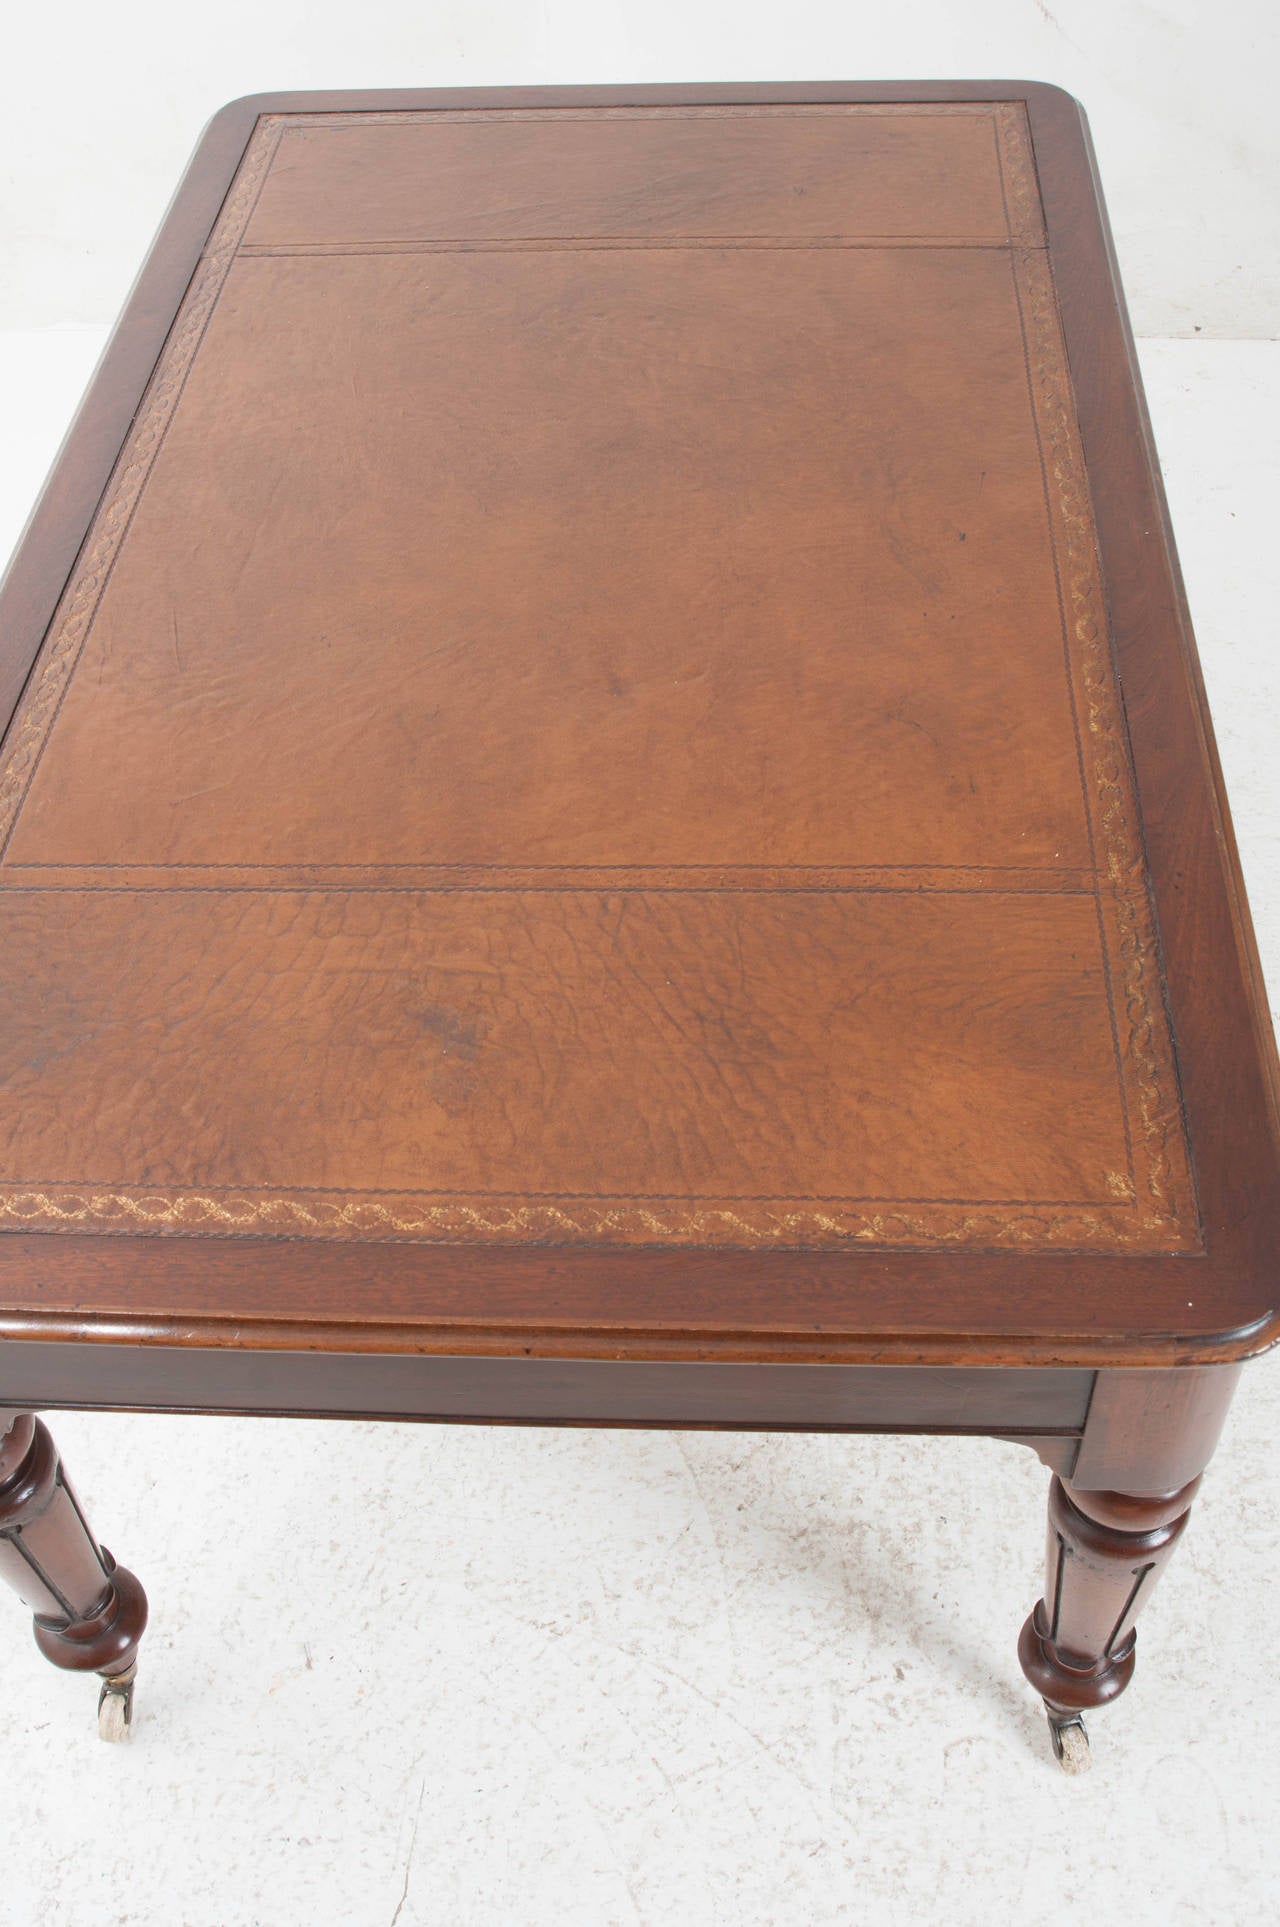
[97,1661,137,1742]
[1047,1709,1091,1775]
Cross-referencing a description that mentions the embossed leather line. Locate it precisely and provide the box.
[282,104,1001,126]
[0,1178,1137,1207]
[236,238,1028,256]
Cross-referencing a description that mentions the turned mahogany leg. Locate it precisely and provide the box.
[0,1414,147,1740]
[1018,1476,1198,1771]
[1016,1364,1241,1771]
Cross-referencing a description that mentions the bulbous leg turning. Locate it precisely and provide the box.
[0,1415,148,1740]
[1019,1476,1199,1772]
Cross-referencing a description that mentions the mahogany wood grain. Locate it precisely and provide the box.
[0,1346,1092,1430]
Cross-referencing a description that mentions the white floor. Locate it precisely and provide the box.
[0,333,1277,1927]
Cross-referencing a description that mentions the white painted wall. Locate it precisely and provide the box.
[0,0,1275,337]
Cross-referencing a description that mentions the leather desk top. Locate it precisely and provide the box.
[1,83,1277,1368]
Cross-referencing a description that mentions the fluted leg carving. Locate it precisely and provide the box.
[1018,1475,1198,1769]
[0,1414,147,1738]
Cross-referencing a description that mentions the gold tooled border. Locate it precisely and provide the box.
[0,1188,1180,1249]
[1011,237,1196,1238]
[0,117,286,854]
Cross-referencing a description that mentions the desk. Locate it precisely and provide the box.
[0,83,1276,1768]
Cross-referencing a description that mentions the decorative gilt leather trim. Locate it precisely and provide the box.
[0,116,285,863]
[993,102,1046,246]
[1010,239,1197,1240]
[0,1186,1171,1250]
[0,105,1201,1253]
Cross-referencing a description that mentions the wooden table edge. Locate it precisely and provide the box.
[1033,84,1280,1198]
[0,1304,1274,1369]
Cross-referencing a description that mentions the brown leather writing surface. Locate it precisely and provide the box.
[12,239,1086,875]
[1,85,1277,1362]
[0,886,1135,1240]
[239,106,1020,248]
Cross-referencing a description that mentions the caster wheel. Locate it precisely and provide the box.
[97,1662,137,1743]
[1048,1712,1091,1775]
